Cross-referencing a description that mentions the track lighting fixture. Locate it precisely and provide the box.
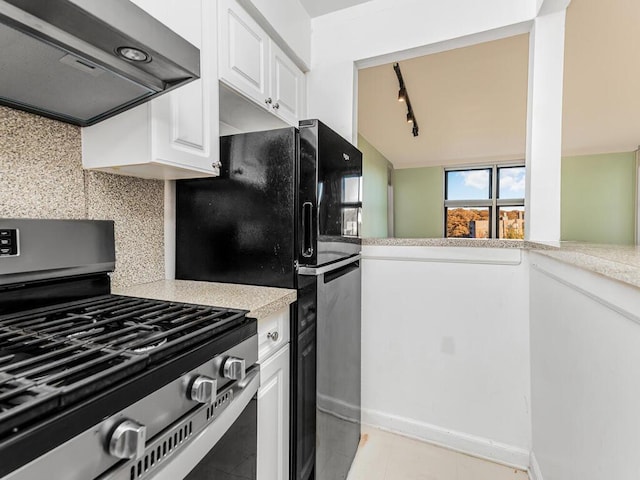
[393,62,419,137]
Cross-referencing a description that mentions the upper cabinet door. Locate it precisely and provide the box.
[216,0,307,131]
[270,42,305,126]
[219,0,270,108]
[149,0,218,174]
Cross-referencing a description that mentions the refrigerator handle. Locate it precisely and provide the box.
[302,202,314,258]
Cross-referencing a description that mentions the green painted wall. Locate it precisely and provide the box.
[394,166,443,237]
[380,152,636,242]
[561,151,636,245]
[359,135,392,238]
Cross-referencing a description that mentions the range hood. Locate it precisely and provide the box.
[0,0,200,126]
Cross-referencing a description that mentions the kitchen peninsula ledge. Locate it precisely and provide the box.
[362,237,554,249]
[113,280,296,320]
[532,242,640,290]
[363,239,640,290]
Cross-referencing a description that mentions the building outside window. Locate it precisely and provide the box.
[444,165,525,239]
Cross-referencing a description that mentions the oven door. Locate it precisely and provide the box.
[184,398,257,479]
[150,368,259,480]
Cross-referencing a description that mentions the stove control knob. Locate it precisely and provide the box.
[108,419,146,460]
[223,357,246,381]
[188,375,217,404]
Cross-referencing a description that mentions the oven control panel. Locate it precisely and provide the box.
[0,229,18,257]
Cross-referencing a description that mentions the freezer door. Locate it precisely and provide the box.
[299,120,362,266]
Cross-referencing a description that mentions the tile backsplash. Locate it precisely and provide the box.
[0,106,164,288]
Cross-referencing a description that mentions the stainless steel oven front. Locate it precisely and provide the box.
[152,368,259,480]
[104,337,261,480]
[3,337,260,480]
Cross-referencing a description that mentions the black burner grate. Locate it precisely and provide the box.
[0,295,247,436]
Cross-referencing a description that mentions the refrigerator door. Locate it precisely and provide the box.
[299,255,361,480]
[298,120,362,267]
[175,128,297,289]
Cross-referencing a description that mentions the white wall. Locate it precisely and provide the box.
[361,245,532,467]
[308,0,569,241]
[529,253,640,480]
[525,8,566,243]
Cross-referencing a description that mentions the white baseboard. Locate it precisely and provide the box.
[361,407,530,470]
[528,452,544,480]
[317,392,359,422]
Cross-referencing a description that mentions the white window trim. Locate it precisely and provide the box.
[444,163,525,239]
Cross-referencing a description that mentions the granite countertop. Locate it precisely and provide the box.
[531,242,640,289]
[362,237,555,249]
[113,280,297,320]
[363,237,640,290]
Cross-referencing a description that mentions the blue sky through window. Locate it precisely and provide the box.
[447,167,525,200]
[446,169,490,200]
[498,167,525,199]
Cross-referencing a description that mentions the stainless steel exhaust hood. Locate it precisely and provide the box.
[0,0,200,126]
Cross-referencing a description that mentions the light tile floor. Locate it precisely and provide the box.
[347,426,530,480]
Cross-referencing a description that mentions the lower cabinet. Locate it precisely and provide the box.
[257,342,290,480]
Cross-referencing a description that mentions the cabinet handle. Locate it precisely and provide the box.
[267,331,279,342]
[265,97,272,104]
[212,160,222,169]
[273,103,280,110]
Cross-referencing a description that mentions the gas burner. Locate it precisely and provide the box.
[0,295,248,440]
[120,321,168,353]
[66,327,105,340]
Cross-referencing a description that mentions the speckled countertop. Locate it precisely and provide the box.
[363,238,640,290]
[113,280,296,320]
[531,242,640,289]
[362,237,556,249]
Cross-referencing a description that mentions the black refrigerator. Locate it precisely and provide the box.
[175,119,363,480]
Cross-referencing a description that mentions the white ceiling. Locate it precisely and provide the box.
[298,0,373,18]
[358,35,529,169]
[358,0,640,169]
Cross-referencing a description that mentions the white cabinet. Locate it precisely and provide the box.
[218,0,270,108]
[270,41,305,127]
[257,307,290,480]
[258,306,290,362]
[258,344,290,480]
[218,0,305,128]
[82,0,219,180]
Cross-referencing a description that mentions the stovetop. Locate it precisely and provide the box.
[0,219,259,478]
[0,294,248,438]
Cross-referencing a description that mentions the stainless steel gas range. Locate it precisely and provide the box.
[0,219,259,480]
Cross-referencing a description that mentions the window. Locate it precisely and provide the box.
[341,175,362,237]
[444,165,525,239]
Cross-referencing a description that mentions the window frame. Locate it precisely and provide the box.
[341,174,363,238]
[443,163,525,239]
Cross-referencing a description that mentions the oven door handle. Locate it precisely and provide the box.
[148,368,260,480]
